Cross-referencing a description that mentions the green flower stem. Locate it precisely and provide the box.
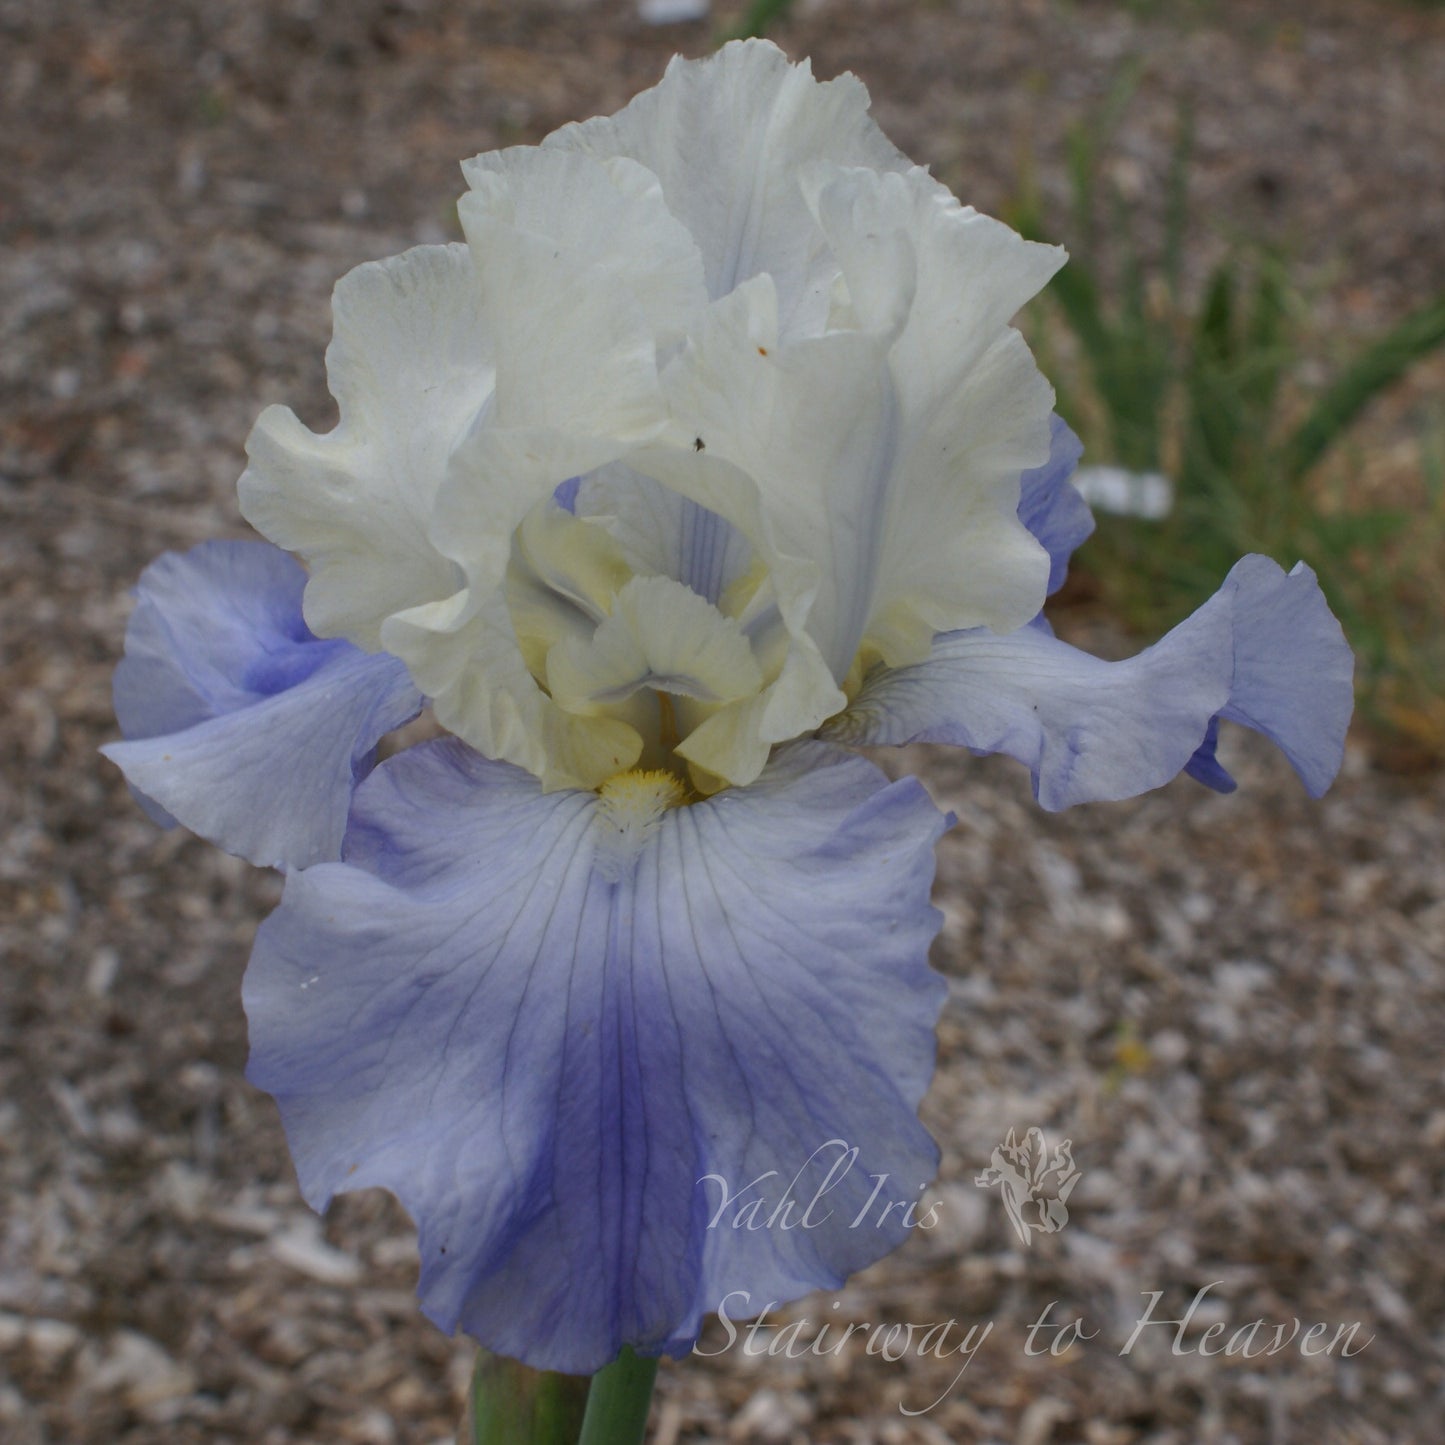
[467,1350,589,1445]
[465,1346,658,1445]
[577,1347,659,1445]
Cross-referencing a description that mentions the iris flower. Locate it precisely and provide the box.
[104,41,1352,1376]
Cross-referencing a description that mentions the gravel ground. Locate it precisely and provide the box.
[2,2,1442,1442]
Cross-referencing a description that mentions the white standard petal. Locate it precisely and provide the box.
[429,148,710,597]
[534,39,908,332]
[809,165,1063,663]
[237,244,484,649]
[458,147,705,438]
[651,273,911,681]
[810,166,1065,414]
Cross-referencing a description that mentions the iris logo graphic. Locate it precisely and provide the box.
[975,1127,1081,1246]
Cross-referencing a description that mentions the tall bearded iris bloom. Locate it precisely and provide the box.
[104,41,1352,1378]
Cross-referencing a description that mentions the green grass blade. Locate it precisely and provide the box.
[1238,254,1290,428]
[1164,100,1194,302]
[1181,260,1242,489]
[1281,290,1445,485]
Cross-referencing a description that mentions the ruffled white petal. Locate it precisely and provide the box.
[237,245,484,648]
[528,40,908,331]
[650,275,908,679]
[418,148,712,628]
[809,165,1062,663]
[458,147,705,441]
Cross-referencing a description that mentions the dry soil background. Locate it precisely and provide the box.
[2,2,1443,1443]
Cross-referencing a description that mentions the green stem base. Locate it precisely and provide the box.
[578,1348,658,1445]
[467,1346,658,1445]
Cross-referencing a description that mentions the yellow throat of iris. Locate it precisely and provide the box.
[505,495,788,795]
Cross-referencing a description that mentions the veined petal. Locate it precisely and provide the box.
[575,464,754,608]
[243,739,948,1374]
[537,39,908,330]
[827,556,1352,809]
[237,245,482,649]
[102,542,421,869]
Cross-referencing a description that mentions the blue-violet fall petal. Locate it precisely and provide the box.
[1182,555,1355,795]
[1017,415,1092,599]
[102,541,423,869]
[243,738,949,1374]
[827,554,1352,810]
